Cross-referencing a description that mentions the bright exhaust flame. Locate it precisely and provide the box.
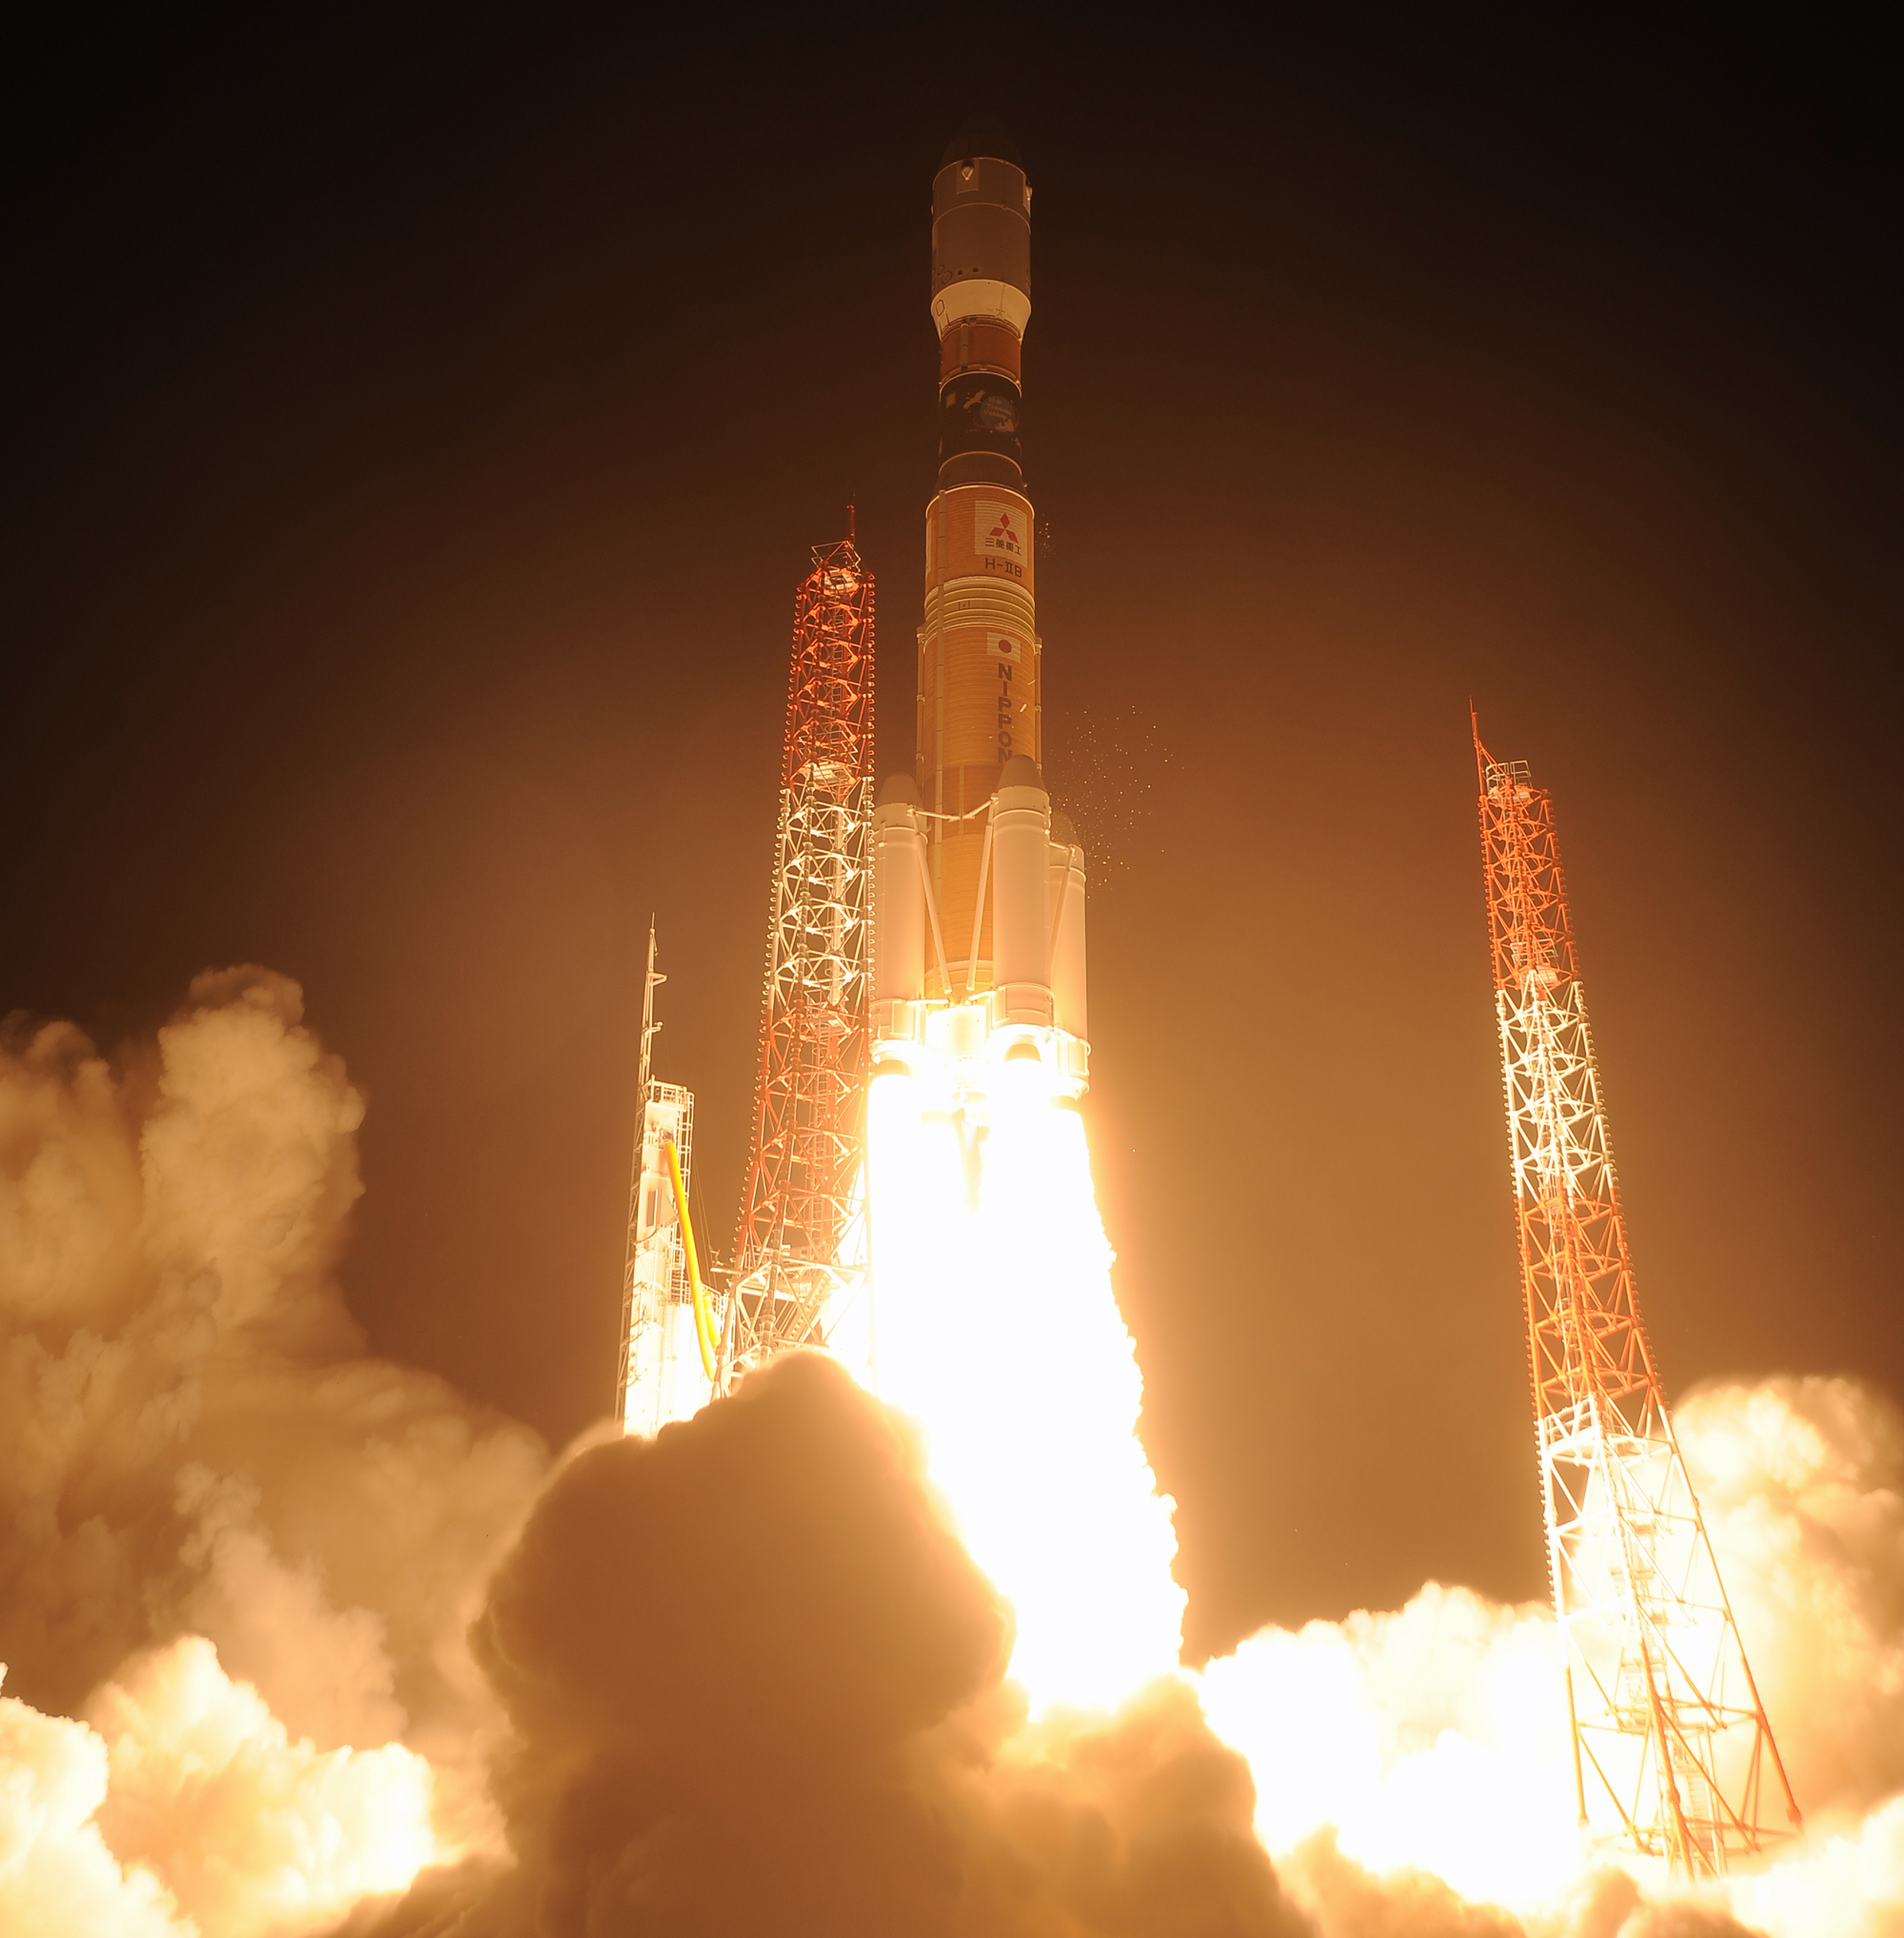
[9,972,1904,1933]
[1198,1582,1589,1908]
[865,1058,1904,1935]
[868,1061,1184,1710]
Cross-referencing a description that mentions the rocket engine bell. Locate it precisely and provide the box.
[872,131,1089,1107]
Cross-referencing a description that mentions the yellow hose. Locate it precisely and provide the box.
[664,1136,721,1383]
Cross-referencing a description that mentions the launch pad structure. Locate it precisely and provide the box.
[613,131,1091,1428]
[1474,722,1800,1880]
[611,126,1815,1895]
[612,923,706,1435]
[726,532,879,1375]
[614,533,881,1428]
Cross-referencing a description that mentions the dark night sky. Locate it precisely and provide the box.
[6,16,1897,1659]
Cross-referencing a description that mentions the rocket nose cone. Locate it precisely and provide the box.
[997,754,1043,791]
[878,773,923,806]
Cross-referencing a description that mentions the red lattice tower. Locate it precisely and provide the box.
[726,531,876,1373]
[1474,718,1799,1879]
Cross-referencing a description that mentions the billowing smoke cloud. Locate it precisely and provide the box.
[1,1666,184,1937]
[90,1636,434,1936]
[0,971,547,1929]
[1201,1374,1904,1934]
[1200,1580,1578,1904]
[349,1340,1904,1937]
[347,1350,1309,1936]
[473,1351,1016,1933]
[6,969,1904,1937]
[1676,1376,1904,1821]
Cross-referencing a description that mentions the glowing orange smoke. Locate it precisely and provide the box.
[7,970,1904,1935]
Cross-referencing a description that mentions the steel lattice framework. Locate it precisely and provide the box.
[726,534,876,1375]
[1475,723,1799,1879]
[613,924,704,1435]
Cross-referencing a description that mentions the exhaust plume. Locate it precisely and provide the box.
[1200,1373,1904,1932]
[5,972,1904,1936]
[357,1350,1308,1937]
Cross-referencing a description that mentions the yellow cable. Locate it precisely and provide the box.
[664,1137,720,1383]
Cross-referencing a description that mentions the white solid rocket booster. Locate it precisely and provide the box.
[871,760,1089,1101]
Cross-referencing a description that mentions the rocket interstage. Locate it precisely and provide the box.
[875,133,1089,1111]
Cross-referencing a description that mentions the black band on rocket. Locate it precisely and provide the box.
[939,373,1023,470]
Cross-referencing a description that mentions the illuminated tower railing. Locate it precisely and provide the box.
[726,532,876,1376]
[615,923,710,1434]
[1473,722,1799,1879]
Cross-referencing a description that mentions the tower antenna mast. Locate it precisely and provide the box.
[1473,722,1799,1878]
[636,920,662,1118]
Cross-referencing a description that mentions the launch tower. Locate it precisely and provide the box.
[1473,723,1798,1878]
[614,925,711,1434]
[726,534,878,1375]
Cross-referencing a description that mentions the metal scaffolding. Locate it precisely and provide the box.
[614,924,709,1435]
[1474,722,1799,1878]
[726,531,876,1377]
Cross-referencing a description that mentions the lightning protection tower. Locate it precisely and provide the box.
[727,528,876,1378]
[614,923,710,1434]
[1473,721,1799,1879]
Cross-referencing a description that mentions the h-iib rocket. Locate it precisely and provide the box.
[873,131,1089,1102]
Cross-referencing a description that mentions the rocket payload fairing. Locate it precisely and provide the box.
[873,131,1089,1102]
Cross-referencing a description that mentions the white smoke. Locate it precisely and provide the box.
[1727,1794,1904,1938]
[0,1668,185,1937]
[1200,1581,1579,1906]
[1201,1374,1904,1935]
[88,1637,434,1938]
[1676,1377,1904,1822]
[5,967,1904,1937]
[0,970,548,1933]
[1,1637,434,1938]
